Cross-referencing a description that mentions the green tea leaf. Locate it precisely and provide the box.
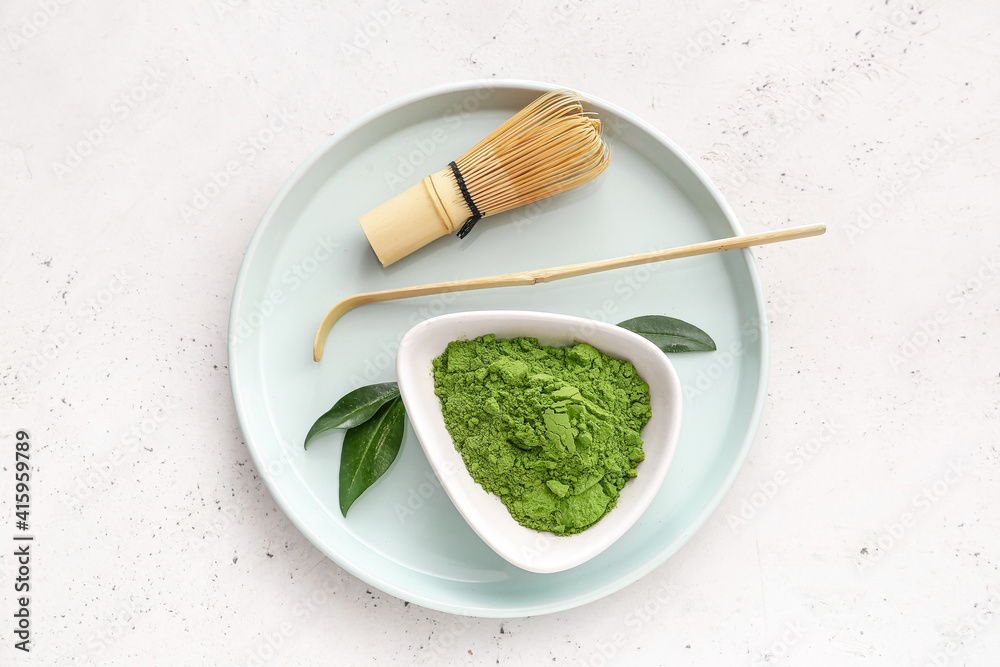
[617,315,717,353]
[303,382,399,448]
[339,396,407,517]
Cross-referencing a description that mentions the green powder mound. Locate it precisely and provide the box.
[432,335,652,536]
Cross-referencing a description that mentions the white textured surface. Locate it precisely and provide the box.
[1,1,998,665]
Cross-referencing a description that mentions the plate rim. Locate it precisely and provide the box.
[228,78,770,617]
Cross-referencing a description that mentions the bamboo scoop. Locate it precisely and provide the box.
[313,223,825,361]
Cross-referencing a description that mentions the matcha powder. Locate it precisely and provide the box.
[432,334,652,536]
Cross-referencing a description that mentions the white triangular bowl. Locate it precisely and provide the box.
[395,310,683,573]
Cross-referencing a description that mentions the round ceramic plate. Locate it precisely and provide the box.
[228,80,768,617]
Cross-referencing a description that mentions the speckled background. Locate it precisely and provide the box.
[1,1,998,665]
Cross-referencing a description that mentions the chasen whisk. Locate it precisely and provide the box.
[359,89,611,267]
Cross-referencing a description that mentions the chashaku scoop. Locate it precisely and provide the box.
[314,225,827,362]
[358,89,611,267]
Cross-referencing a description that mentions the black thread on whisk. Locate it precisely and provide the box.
[448,160,482,239]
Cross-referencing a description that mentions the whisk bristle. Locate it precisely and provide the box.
[447,89,610,217]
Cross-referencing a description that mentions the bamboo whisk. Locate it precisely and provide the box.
[359,89,611,267]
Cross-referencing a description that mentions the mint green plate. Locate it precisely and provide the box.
[228,80,768,617]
